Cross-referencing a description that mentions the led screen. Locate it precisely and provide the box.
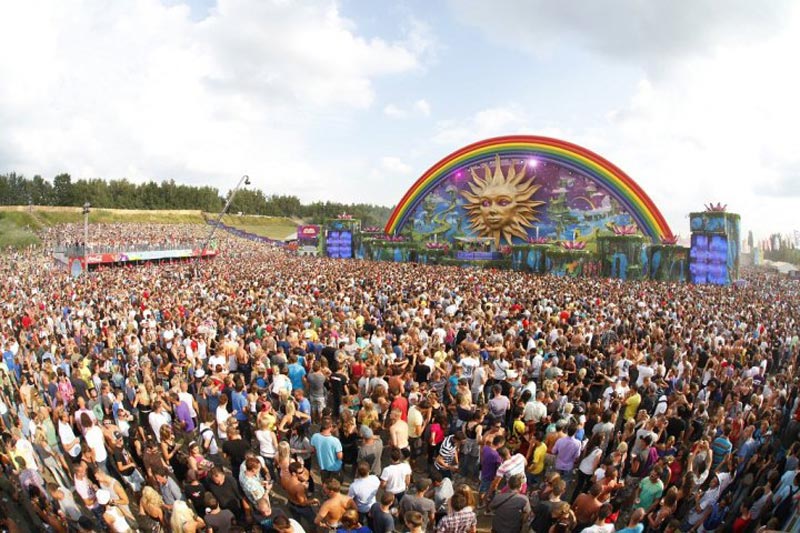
[326,230,352,259]
[690,234,728,284]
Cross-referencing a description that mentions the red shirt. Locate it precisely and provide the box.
[391,396,409,421]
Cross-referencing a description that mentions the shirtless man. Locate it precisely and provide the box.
[285,461,318,531]
[315,478,357,531]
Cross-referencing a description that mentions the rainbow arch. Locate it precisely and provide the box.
[385,135,673,241]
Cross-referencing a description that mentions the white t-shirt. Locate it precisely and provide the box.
[256,429,277,458]
[59,421,81,457]
[380,462,412,495]
[349,474,381,512]
[216,406,231,440]
[85,425,107,463]
[178,392,197,418]
[149,411,170,442]
[636,364,655,387]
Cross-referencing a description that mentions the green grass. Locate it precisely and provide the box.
[220,214,298,240]
[0,214,41,248]
[0,206,206,226]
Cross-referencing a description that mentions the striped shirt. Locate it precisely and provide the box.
[436,435,459,470]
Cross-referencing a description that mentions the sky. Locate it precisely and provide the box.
[1,0,799,239]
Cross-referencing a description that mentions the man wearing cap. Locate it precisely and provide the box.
[357,425,384,476]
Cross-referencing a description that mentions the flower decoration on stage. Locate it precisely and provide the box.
[461,154,544,247]
[425,242,449,251]
[380,235,407,242]
[337,213,353,220]
[661,235,680,245]
[527,237,551,244]
[561,241,587,250]
[362,226,382,233]
[499,245,512,255]
[610,224,639,236]
[704,203,727,212]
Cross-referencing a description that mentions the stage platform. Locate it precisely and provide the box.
[54,245,217,276]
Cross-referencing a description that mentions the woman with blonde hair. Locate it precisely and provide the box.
[358,398,380,431]
[169,500,205,533]
[276,441,292,490]
[139,485,166,531]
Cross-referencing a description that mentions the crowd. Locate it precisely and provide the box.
[47,223,208,252]
[0,222,799,533]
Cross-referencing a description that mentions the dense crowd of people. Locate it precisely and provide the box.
[0,222,799,533]
[47,223,208,252]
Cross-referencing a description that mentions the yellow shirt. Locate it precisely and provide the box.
[624,392,641,421]
[530,442,547,474]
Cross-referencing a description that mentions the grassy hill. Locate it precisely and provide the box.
[219,213,299,241]
[0,206,300,248]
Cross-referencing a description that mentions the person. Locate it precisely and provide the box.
[349,461,381,521]
[310,417,344,481]
[205,466,245,518]
[97,489,135,533]
[369,491,395,533]
[436,492,477,533]
[336,509,371,533]
[398,478,436,532]
[380,447,413,504]
[491,446,528,494]
[273,514,307,533]
[357,425,384,476]
[531,477,566,533]
[480,435,504,506]
[435,431,465,479]
[239,456,273,519]
[617,507,646,533]
[285,461,319,532]
[139,485,167,532]
[169,500,205,533]
[552,424,581,485]
[488,474,530,533]
[572,483,603,531]
[404,510,425,533]
[633,467,664,513]
[315,478,357,531]
[203,493,234,533]
[579,503,614,533]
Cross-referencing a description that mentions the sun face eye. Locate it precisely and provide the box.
[481,200,491,207]
[498,199,511,207]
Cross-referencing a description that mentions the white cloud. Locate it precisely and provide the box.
[383,104,408,119]
[413,99,431,117]
[432,105,563,147]
[383,99,432,119]
[379,156,412,175]
[0,0,428,198]
[451,0,794,71]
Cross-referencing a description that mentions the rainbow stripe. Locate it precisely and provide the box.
[385,135,673,241]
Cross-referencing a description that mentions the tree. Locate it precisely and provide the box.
[52,173,74,205]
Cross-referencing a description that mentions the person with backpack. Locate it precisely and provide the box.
[197,415,222,466]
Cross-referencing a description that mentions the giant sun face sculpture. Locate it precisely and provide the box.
[461,154,544,247]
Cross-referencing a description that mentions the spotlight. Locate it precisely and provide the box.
[244,175,251,186]
[528,159,538,168]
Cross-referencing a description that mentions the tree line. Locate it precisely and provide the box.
[0,173,395,227]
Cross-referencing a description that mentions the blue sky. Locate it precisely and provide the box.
[0,0,798,239]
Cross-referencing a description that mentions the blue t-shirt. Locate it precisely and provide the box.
[231,390,248,421]
[288,363,307,391]
[617,525,644,533]
[311,433,343,472]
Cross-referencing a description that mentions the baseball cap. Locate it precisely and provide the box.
[359,425,373,439]
[195,369,205,378]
